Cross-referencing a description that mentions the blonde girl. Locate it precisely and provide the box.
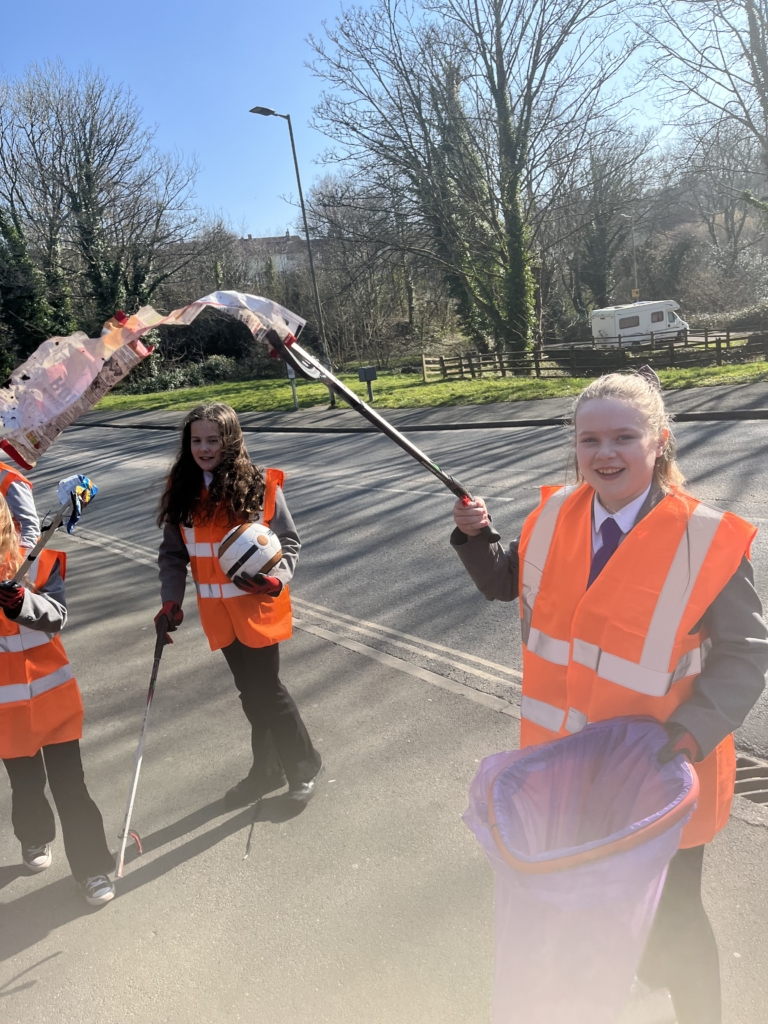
[452,370,768,1024]
[0,494,114,905]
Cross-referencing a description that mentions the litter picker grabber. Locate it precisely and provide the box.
[115,616,169,878]
[9,474,98,585]
[261,323,501,543]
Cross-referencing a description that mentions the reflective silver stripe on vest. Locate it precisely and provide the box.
[0,663,75,705]
[0,626,56,654]
[572,640,703,698]
[27,558,41,587]
[190,542,214,558]
[520,486,578,635]
[524,626,570,666]
[0,469,10,493]
[181,527,213,559]
[571,502,723,696]
[640,503,723,671]
[520,695,566,733]
[195,581,245,599]
[564,707,588,733]
[183,517,266,562]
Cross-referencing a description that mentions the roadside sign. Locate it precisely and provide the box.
[631,288,640,299]
[286,363,296,379]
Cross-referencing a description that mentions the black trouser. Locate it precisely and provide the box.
[222,640,320,789]
[637,844,721,1024]
[3,739,114,882]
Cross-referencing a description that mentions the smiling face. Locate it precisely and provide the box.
[190,419,223,473]
[575,398,667,512]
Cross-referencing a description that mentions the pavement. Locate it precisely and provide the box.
[1,392,768,1023]
[77,379,768,435]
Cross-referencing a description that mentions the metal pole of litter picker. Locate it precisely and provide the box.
[11,500,71,584]
[116,618,168,877]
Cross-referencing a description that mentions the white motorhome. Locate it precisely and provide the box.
[591,300,688,346]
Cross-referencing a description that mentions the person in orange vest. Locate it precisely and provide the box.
[155,401,322,810]
[0,459,43,551]
[451,369,768,1024]
[0,494,115,906]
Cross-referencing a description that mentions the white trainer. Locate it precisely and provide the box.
[22,843,52,873]
[82,874,115,907]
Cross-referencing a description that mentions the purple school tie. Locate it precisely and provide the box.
[588,516,623,588]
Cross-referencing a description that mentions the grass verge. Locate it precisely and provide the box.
[95,361,768,415]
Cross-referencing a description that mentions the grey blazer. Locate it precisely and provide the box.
[451,486,768,758]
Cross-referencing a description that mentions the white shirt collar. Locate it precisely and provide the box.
[593,484,652,537]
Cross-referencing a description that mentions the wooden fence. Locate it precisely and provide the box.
[421,331,768,382]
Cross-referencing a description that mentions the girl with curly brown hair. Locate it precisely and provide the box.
[156,402,322,809]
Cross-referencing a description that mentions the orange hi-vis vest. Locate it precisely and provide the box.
[517,483,756,848]
[181,468,292,652]
[0,549,83,759]
[0,461,33,545]
[0,461,32,499]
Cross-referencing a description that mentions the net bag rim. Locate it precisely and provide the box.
[488,719,699,875]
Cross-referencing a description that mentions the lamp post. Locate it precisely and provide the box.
[621,213,639,299]
[249,105,335,407]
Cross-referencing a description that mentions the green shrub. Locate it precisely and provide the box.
[119,354,240,394]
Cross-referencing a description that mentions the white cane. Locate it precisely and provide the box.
[116,617,168,877]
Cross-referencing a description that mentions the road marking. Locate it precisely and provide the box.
[292,597,522,682]
[293,603,520,689]
[69,528,158,567]
[63,525,520,699]
[293,618,520,720]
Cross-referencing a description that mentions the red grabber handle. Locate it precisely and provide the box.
[461,495,501,543]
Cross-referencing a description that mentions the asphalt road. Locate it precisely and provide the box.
[42,415,768,755]
[0,417,767,1024]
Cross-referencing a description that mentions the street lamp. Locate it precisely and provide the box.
[249,105,335,407]
[621,213,639,299]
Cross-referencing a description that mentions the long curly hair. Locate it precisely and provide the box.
[157,403,266,527]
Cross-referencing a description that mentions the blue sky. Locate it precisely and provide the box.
[1,0,353,237]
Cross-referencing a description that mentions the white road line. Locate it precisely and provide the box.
[292,603,520,690]
[63,525,519,693]
[292,597,522,680]
[67,528,158,567]
[293,618,520,720]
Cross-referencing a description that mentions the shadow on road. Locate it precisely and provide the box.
[256,793,306,823]
[0,793,320,963]
[0,865,26,892]
[0,801,250,962]
[0,952,61,998]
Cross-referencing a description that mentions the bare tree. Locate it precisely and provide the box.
[0,62,221,342]
[643,2,768,180]
[672,116,764,262]
[311,0,638,353]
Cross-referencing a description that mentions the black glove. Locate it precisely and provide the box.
[155,601,183,644]
[657,721,702,765]
[0,581,24,618]
[233,572,283,596]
